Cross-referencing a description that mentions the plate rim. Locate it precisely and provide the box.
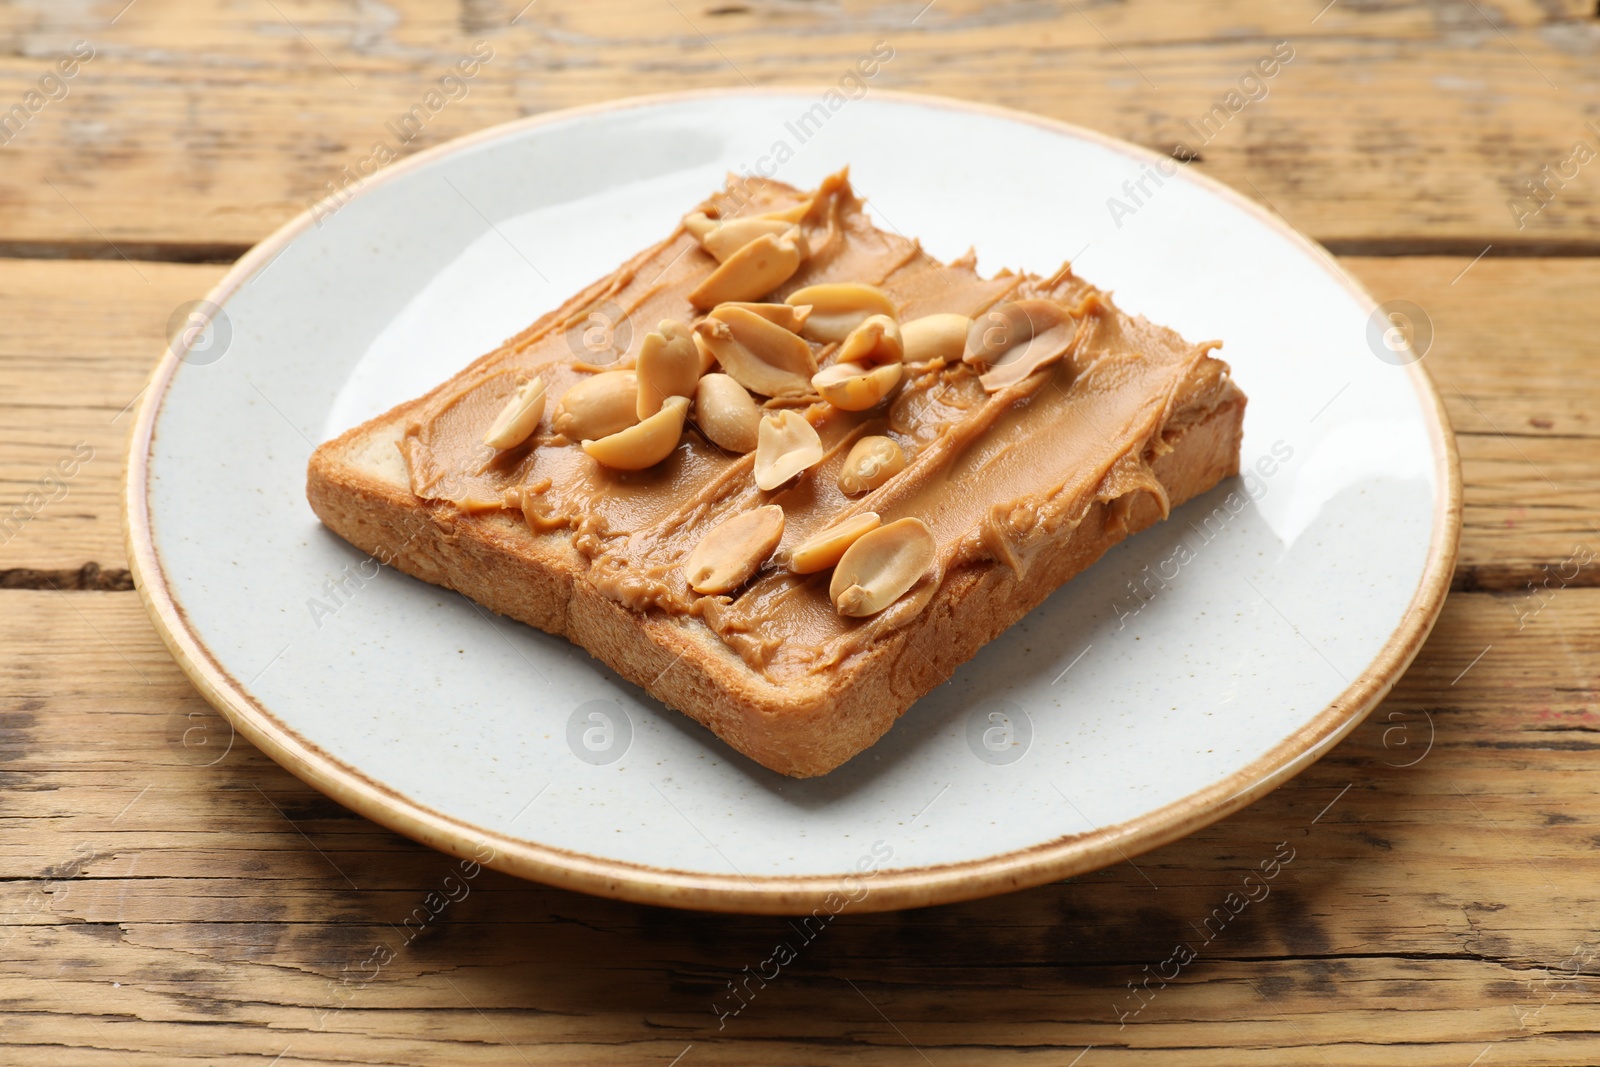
[124,86,1462,914]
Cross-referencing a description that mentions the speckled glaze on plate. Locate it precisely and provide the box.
[125,90,1459,913]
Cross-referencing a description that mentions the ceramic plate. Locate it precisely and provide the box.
[127,90,1459,913]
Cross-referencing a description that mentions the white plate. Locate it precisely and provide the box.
[127,90,1458,913]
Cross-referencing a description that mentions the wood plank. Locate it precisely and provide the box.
[1343,256,1600,588]
[4,256,1597,581]
[0,586,1596,1064]
[0,260,224,581]
[0,0,1594,249]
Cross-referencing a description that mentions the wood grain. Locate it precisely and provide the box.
[3,0,1598,1060]
[0,260,218,578]
[1,588,1596,1065]
[0,0,1596,250]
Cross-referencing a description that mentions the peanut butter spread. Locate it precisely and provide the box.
[400,170,1239,683]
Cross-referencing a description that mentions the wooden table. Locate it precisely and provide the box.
[3,1,1597,1063]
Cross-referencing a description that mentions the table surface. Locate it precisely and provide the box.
[3,1,1597,1064]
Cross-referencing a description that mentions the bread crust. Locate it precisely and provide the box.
[307,382,1245,777]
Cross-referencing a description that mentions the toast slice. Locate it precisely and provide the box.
[308,170,1246,778]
